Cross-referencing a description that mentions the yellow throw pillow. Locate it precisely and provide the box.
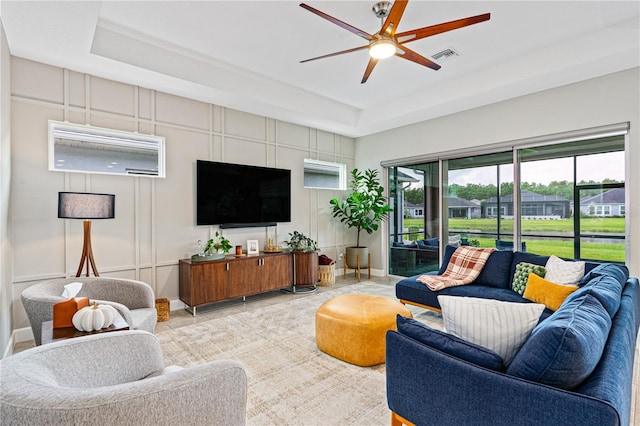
[523,273,579,311]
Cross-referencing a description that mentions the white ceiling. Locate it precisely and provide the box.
[1,1,639,138]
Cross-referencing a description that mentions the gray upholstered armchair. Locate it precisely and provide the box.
[0,330,248,425]
[21,277,157,345]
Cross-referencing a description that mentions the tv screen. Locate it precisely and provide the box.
[196,160,291,226]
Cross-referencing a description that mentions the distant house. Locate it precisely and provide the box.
[482,190,570,219]
[404,202,424,218]
[580,188,625,216]
[447,196,481,218]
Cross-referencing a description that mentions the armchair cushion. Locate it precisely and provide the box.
[0,331,248,425]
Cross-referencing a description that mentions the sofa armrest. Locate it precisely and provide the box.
[386,331,620,426]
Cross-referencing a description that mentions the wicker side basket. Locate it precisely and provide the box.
[318,261,336,286]
[155,298,170,322]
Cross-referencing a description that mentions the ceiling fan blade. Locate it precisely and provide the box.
[395,13,490,44]
[361,57,379,84]
[300,45,368,63]
[380,0,408,37]
[300,3,373,41]
[395,44,441,71]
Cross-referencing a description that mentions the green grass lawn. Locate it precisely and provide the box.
[403,217,625,234]
[400,217,626,262]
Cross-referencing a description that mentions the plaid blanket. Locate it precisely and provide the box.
[417,246,496,291]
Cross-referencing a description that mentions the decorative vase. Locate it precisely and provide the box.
[346,247,369,269]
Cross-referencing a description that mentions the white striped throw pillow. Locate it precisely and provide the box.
[438,296,545,364]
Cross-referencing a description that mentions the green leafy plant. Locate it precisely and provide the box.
[203,231,232,254]
[284,231,318,252]
[330,168,393,248]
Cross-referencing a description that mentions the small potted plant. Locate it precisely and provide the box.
[284,231,319,287]
[192,231,232,261]
[284,231,318,252]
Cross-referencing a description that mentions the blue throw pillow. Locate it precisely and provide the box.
[416,240,428,250]
[425,237,439,246]
[437,245,458,274]
[475,250,515,289]
[506,294,611,390]
[396,315,503,371]
[565,274,623,318]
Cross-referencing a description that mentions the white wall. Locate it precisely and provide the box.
[356,67,640,277]
[10,57,355,335]
[0,23,13,357]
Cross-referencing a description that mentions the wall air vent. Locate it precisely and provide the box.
[430,47,459,62]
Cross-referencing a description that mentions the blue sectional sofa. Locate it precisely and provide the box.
[387,247,640,426]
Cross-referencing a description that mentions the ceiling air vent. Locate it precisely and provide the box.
[430,47,459,62]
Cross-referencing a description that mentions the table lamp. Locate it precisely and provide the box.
[58,192,115,277]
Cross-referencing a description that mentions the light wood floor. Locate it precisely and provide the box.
[12,274,640,425]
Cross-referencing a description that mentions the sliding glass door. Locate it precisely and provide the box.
[388,163,440,276]
[385,130,626,277]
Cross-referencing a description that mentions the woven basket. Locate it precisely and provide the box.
[318,261,336,286]
[155,298,170,322]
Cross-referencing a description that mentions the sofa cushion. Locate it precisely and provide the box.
[512,262,546,295]
[544,255,585,285]
[578,263,629,287]
[438,296,545,364]
[396,315,504,371]
[416,240,428,249]
[565,274,623,318]
[506,293,612,390]
[437,245,458,275]
[523,273,578,311]
[474,250,515,289]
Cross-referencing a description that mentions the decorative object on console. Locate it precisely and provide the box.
[58,192,115,277]
[264,238,283,253]
[329,168,392,269]
[247,239,259,255]
[192,232,231,261]
[72,302,118,332]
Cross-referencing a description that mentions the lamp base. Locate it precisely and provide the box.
[76,220,100,277]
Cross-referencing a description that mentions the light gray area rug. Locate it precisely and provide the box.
[156,282,441,425]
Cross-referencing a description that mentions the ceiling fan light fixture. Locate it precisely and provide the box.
[369,39,396,59]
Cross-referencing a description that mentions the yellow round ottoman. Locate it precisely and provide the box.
[315,294,413,366]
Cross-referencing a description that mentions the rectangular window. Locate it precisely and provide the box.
[620,205,626,216]
[48,120,165,177]
[303,159,346,190]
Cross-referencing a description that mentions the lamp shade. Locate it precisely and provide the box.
[58,192,115,219]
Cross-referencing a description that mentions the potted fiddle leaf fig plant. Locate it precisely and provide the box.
[284,231,319,287]
[192,231,232,261]
[330,168,392,269]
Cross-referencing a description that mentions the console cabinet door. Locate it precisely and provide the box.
[227,257,261,298]
[261,254,293,291]
[183,261,228,306]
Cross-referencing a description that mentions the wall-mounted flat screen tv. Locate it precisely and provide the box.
[196,160,291,227]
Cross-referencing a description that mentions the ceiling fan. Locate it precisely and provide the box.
[299,0,490,83]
